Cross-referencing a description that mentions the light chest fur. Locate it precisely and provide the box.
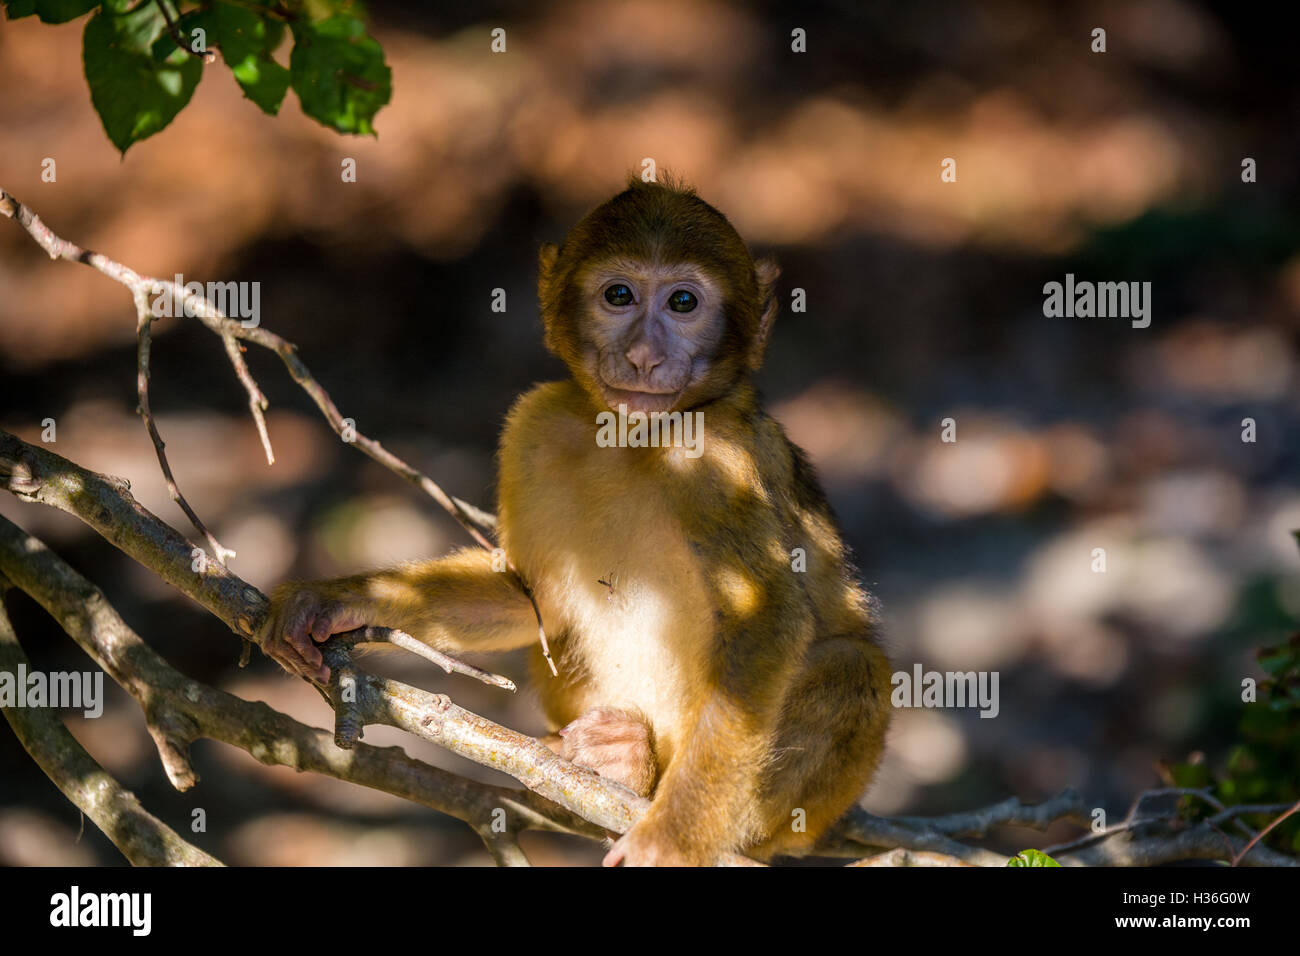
[498,383,720,760]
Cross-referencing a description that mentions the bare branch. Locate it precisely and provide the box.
[321,648,650,837]
[1231,798,1300,867]
[0,185,556,675]
[826,807,1009,866]
[0,433,659,838]
[891,788,1090,837]
[452,496,498,535]
[824,785,1299,867]
[0,580,222,866]
[475,826,532,867]
[1043,787,1237,857]
[0,432,764,862]
[221,333,275,465]
[340,626,517,692]
[0,514,604,856]
[1209,802,1297,829]
[4,427,1297,866]
[1,427,267,642]
[1060,820,1298,867]
[133,287,236,564]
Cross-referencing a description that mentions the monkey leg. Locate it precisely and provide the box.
[554,707,658,798]
[748,636,892,860]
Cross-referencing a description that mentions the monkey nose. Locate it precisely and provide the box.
[625,344,664,375]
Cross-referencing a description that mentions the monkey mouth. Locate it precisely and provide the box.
[600,385,682,414]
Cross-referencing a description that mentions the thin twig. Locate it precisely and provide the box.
[452,496,498,535]
[133,287,235,565]
[1231,798,1300,867]
[475,826,532,867]
[155,0,215,63]
[1042,786,1248,857]
[222,334,275,464]
[216,0,294,22]
[891,788,1089,837]
[225,323,558,676]
[340,625,517,692]
[1208,802,1296,829]
[0,185,557,676]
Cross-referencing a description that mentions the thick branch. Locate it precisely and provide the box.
[0,436,649,836]
[0,514,601,853]
[828,807,1009,866]
[0,581,222,866]
[0,428,266,642]
[889,789,1090,837]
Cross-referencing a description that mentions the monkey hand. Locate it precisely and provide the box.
[603,817,707,867]
[258,583,369,682]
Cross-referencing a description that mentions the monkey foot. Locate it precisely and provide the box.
[558,707,657,797]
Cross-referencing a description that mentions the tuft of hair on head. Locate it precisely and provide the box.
[622,170,697,197]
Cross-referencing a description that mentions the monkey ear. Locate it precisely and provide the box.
[749,256,780,371]
[538,242,559,284]
[537,242,562,350]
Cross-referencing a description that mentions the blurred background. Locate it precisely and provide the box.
[1,0,1298,865]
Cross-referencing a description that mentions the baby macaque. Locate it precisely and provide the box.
[260,177,892,865]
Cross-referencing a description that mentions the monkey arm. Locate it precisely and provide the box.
[260,547,537,680]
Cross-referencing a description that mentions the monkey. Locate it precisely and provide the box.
[259,176,892,866]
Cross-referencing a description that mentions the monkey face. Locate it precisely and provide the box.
[538,178,781,414]
[580,257,728,414]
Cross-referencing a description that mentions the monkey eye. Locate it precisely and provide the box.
[604,284,634,307]
[668,289,698,313]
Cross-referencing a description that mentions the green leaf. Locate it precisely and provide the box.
[82,4,203,153]
[289,14,390,135]
[1169,761,1211,790]
[201,2,290,115]
[1258,645,1298,676]
[4,0,97,24]
[1007,849,1061,867]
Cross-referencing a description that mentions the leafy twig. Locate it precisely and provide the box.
[155,0,215,63]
